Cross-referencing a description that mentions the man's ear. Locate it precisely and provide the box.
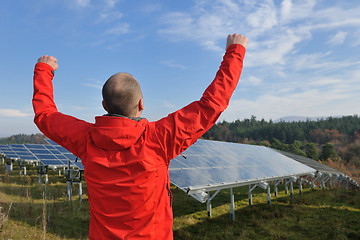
[102,100,108,112]
[139,98,144,112]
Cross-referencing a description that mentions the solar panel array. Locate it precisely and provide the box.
[169,139,316,196]
[0,141,83,170]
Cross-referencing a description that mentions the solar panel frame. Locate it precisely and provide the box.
[169,139,317,196]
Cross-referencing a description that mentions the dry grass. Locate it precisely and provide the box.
[0,162,359,240]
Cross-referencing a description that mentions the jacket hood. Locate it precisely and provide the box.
[90,116,149,150]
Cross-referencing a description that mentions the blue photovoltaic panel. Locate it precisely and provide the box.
[41,160,67,166]
[169,139,316,194]
[73,161,84,170]
[44,138,84,170]
[1,140,84,170]
[24,144,46,149]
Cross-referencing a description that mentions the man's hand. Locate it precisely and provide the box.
[37,55,58,71]
[226,33,248,50]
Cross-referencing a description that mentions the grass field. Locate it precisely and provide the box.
[0,162,359,240]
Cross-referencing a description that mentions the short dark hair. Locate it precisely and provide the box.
[102,73,142,117]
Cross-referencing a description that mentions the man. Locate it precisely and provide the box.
[33,33,247,239]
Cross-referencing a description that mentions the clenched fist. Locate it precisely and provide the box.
[226,33,248,50]
[37,55,58,71]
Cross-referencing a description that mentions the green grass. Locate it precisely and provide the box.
[0,162,359,240]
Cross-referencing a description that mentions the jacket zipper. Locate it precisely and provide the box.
[166,176,173,207]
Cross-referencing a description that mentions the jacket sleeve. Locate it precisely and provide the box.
[32,62,91,158]
[149,44,246,162]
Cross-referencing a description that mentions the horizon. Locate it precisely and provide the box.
[1,113,358,138]
[1,0,360,137]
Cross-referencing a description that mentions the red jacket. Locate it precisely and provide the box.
[32,44,245,239]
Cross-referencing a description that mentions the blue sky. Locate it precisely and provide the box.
[0,0,360,137]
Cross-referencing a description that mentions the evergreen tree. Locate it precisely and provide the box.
[321,143,339,161]
[305,142,319,160]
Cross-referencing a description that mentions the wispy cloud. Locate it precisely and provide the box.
[97,11,123,23]
[159,0,360,70]
[0,109,31,118]
[327,31,348,46]
[244,75,262,86]
[162,101,176,109]
[103,23,129,35]
[161,60,187,69]
[222,68,360,121]
[83,83,102,90]
[96,0,123,23]
[68,0,91,9]
[140,3,162,13]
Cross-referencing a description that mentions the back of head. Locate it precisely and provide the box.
[102,73,143,117]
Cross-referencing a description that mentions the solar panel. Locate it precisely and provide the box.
[169,139,316,198]
[275,150,342,174]
[0,140,84,170]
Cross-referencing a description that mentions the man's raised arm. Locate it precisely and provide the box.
[32,55,90,158]
[151,33,248,161]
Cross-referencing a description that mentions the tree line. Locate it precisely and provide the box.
[0,133,46,144]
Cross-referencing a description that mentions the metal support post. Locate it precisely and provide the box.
[207,189,221,217]
[79,182,83,202]
[290,181,294,198]
[274,179,282,197]
[207,197,212,217]
[248,184,257,206]
[230,188,235,222]
[6,161,13,172]
[299,177,303,195]
[67,181,72,201]
[266,185,271,205]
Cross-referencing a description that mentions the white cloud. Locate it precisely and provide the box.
[221,68,360,121]
[161,60,187,69]
[104,0,117,8]
[141,3,162,13]
[69,0,91,9]
[96,0,123,23]
[97,11,123,23]
[244,75,262,86]
[162,101,176,109]
[280,0,292,22]
[245,1,277,32]
[103,23,129,35]
[327,31,348,46]
[293,52,360,73]
[221,87,357,122]
[159,0,360,71]
[0,109,31,118]
[83,83,102,90]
